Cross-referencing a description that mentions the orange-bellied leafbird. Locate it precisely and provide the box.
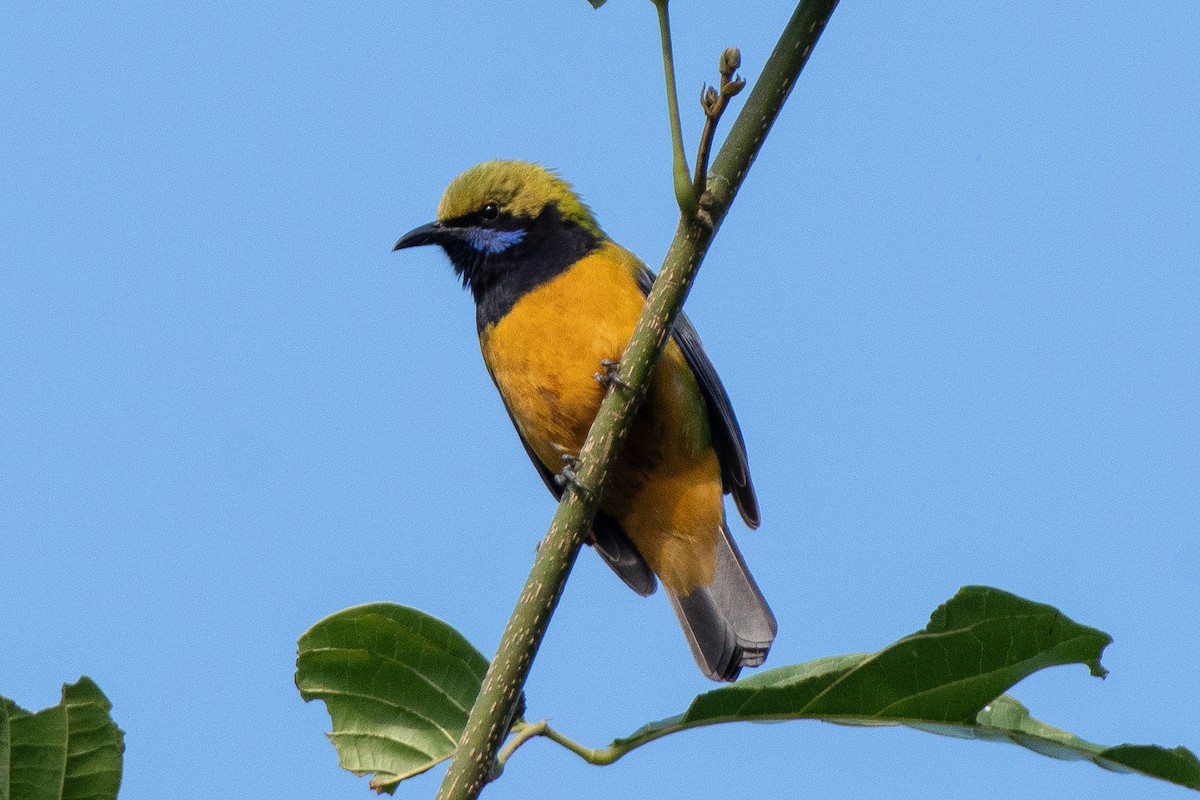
[394,160,775,681]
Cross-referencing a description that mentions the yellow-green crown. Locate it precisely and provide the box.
[436,160,604,238]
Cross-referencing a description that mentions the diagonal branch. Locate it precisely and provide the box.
[434,2,840,798]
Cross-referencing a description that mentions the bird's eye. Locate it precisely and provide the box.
[480,203,500,222]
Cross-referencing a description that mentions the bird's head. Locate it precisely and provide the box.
[394,161,605,307]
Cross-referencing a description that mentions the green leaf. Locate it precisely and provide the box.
[620,586,1112,744]
[916,695,1200,791]
[1099,744,1200,789]
[809,583,1111,721]
[1,677,124,800]
[295,603,491,793]
[1,697,13,800]
[597,587,1197,791]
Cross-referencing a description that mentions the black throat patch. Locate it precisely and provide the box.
[441,203,602,331]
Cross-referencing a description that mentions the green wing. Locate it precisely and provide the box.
[633,266,760,528]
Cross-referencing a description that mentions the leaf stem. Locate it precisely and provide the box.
[540,723,622,766]
[497,720,623,768]
[651,0,698,218]
[494,720,547,771]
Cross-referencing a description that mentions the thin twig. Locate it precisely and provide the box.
[651,0,698,218]
[693,47,746,200]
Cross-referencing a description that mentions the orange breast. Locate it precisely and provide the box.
[479,242,724,594]
[479,244,644,466]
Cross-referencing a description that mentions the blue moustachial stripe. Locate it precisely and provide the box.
[467,227,526,254]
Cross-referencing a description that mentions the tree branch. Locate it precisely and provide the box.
[434,2,839,798]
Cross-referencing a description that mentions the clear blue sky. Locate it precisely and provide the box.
[2,3,1197,798]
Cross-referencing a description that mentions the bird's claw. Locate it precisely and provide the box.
[554,456,588,495]
[594,358,629,390]
[551,446,589,496]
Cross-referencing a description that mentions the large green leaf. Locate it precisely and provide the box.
[1,677,124,800]
[618,586,1112,745]
[600,587,1196,791]
[295,603,490,793]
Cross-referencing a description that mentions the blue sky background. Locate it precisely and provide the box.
[2,2,1197,798]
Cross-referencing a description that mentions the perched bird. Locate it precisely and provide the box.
[394,160,775,681]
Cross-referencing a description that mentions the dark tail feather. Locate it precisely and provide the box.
[591,512,658,597]
[666,525,776,681]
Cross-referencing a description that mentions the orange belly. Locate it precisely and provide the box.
[478,243,723,593]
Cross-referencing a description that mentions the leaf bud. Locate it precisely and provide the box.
[719,47,742,77]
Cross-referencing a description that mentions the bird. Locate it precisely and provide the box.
[393,160,775,681]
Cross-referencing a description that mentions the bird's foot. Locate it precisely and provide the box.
[554,457,588,495]
[551,444,589,496]
[593,358,629,390]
